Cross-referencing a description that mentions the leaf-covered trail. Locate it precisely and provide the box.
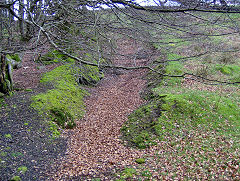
[53,39,155,179]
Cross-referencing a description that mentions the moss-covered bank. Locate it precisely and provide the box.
[31,61,103,132]
[121,59,240,149]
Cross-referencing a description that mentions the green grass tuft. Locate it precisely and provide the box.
[120,168,137,179]
[215,64,240,75]
[10,176,21,181]
[162,61,183,86]
[17,166,28,174]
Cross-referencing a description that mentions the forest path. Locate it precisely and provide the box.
[53,39,156,179]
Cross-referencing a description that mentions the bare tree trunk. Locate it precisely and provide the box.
[19,0,24,38]
[0,9,3,40]
[0,54,13,94]
[25,0,40,40]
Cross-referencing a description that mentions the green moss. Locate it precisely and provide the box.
[135,158,146,164]
[162,61,183,86]
[231,74,240,82]
[121,89,240,149]
[0,93,4,98]
[32,64,89,130]
[11,152,23,158]
[167,53,183,60]
[41,65,70,83]
[219,66,231,75]
[165,61,183,75]
[24,89,33,92]
[4,134,12,139]
[6,54,21,62]
[215,64,240,75]
[153,35,191,50]
[5,147,11,150]
[0,98,4,107]
[17,166,28,174]
[38,50,73,64]
[50,107,76,129]
[78,63,103,85]
[79,53,104,85]
[32,60,103,131]
[145,59,183,92]
[10,176,21,181]
[120,168,137,179]
[121,99,163,148]
[48,122,60,139]
[0,151,7,157]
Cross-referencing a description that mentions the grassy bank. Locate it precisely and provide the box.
[119,16,240,179]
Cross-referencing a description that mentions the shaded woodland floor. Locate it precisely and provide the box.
[0,78,67,181]
[1,39,156,180]
[51,39,156,180]
[1,38,239,180]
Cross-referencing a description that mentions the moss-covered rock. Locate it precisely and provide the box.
[38,50,104,85]
[77,53,104,86]
[38,50,73,65]
[135,158,146,164]
[6,54,22,69]
[78,63,104,85]
[121,97,164,149]
[31,64,89,129]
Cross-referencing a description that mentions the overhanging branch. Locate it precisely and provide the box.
[110,0,240,13]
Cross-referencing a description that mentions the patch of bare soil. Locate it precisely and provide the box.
[13,50,57,90]
[51,39,157,180]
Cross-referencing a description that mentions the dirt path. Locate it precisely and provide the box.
[52,39,155,180]
[13,51,57,90]
[0,51,67,181]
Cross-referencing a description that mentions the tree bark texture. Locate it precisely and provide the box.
[19,0,24,38]
[0,54,13,94]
